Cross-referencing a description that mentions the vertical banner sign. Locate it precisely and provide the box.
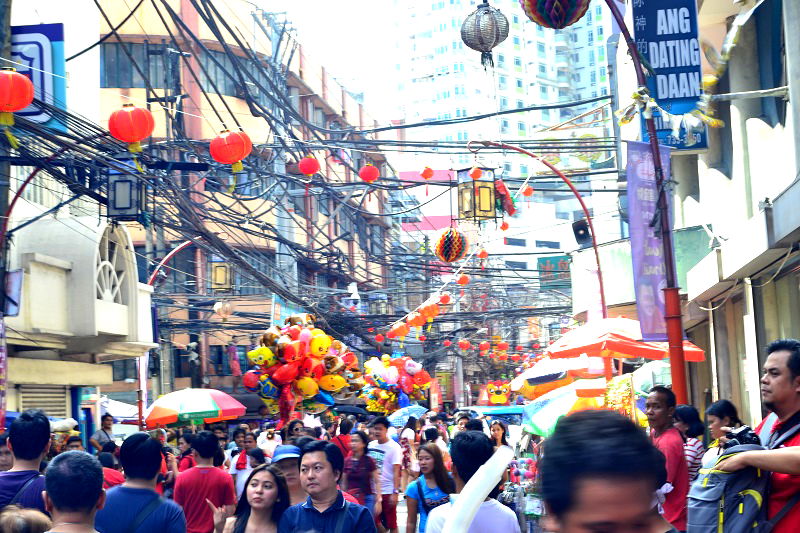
[627,141,673,341]
[631,0,707,149]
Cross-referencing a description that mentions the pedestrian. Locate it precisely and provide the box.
[283,420,304,444]
[330,419,353,459]
[464,418,485,433]
[449,413,469,439]
[271,445,306,506]
[367,416,402,533]
[425,431,519,533]
[89,414,115,454]
[342,431,380,517]
[645,385,688,532]
[715,339,800,533]
[0,433,13,472]
[405,443,454,533]
[178,432,196,472]
[489,420,509,448]
[65,436,84,452]
[95,432,186,533]
[322,422,336,442]
[97,453,125,490]
[701,399,742,467]
[399,417,418,492]
[257,428,282,459]
[421,427,449,467]
[0,505,51,532]
[0,410,49,513]
[673,404,705,481]
[278,440,376,533]
[173,430,235,533]
[228,344,242,394]
[539,410,669,533]
[230,432,259,499]
[43,451,105,533]
[208,464,288,533]
[247,448,267,469]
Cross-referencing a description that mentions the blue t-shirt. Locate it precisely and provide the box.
[406,478,450,533]
[278,492,376,533]
[0,470,46,514]
[95,486,186,533]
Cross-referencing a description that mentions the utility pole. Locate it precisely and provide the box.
[0,0,12,431]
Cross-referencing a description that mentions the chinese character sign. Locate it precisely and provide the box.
[537,255,571,290]
[627,141,673,341]
[632,1,706,149]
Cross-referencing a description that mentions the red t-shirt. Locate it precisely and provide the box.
[174,466,236,533]
[331,434,351,459]
[652,427,688,530]
[178,454,196,472]
[102,467,125,489]
[755,416,800,533]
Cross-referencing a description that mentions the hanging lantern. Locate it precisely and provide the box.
[497,341,509,351]
[359,164,380,184]
[439,293,452,305]
[477,249,489,259]
[298,156,320,176]
[479,341,490,352]
[434,227,469,263]
[420,167,434,180]
[522,185,534,197]
[108,103,155,153]
[419,335,427,342]
[516,345,524,351]
[387,330,397,339]
[210,130,252,173]
[457,167,497,222]
[460,1,509,68]
[443,340,452,348]
[213,301,234,322]
[458,339,471,351]
[375,334,385,343]
[500,221,509,231]
[0,68,34,126]
[470,167,483,180]
[457,274,470,285]
[520,0,591,30]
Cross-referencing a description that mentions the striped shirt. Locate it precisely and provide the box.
[684,437,705,481]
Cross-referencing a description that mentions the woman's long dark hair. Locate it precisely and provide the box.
[674,405,705,439]
[418,443,455,494]
[402,416,418,434]
[178,433,194,458]
[706,399,742,427]
[490,419,509,446]
[232,464,290,533]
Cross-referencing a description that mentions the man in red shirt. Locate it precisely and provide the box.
[645,385,688,531]
[718,339,800,532]
[174,430,235,533]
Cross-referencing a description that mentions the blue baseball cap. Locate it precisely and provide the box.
[271,445,301,463]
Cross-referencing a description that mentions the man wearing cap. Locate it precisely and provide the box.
[272,444,306,505]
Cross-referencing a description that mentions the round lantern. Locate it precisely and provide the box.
[516,345,524,351]
[434,227,469,263]
[298,157,320,176]
[458,339,471,351]
[457,274,470,285]
[469,167,483,180]
[213,301,234,322]
[375,334,385,343]
[500,221,509,231]
[443,340,453,348]
[461,1,509,68]
[419,335,427,342]
[477,249,489,259]
[0,68,34,126]
[439,293,452,305]
[420,167,434,180]
[497,341,509,351]
[522,185,534,197]
[359,164,380,184]
[108,103,155,153]
[479,341,490,352]
[520,0,591,29]
[210,130,252,173]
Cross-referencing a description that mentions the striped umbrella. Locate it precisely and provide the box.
[145,388,246,428]
[521,383,603,437]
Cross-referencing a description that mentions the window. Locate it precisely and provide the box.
[513,36,521,47]
[512,14,519,24]
[500,96,509,110]
[590,71,597,84]
[517,121,526,135]
[516,99,524,109]
[505,260,528,270]
[101,43,166,89]
[500,119,510,134]
[318,194,330,217]
[514,56,522,68]
[498,75,508,90]
[537,42,546,56]
[540,86,548,98]
[503,162,512,173]
[516,78,524,89]
[589,50,596,66]
[112,359,137,381]
[497,53,506,67]
[597,27,604,39]
[598,46,605,61]
[596,5,602,16]
[235,251,276,295]
[600,66,607,77]
[538,64,547,75]
[371,226,385,255]
[520,164,528,175]
[535,240,560,249]
[505,237,526,247]
[542,109,550,121]
[588,31,594,44]
[601,87,608,96]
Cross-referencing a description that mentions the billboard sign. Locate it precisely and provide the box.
[11,23,66,130]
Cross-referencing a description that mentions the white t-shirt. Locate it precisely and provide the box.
[228,453,254,499]
[401,428,416,442]
[367,438,402,494]
[426,496,520,533]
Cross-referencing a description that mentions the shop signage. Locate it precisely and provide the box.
[627,140,673,341]
[632,0,707,149]
[11,23,66,130]
[537,255,571,290]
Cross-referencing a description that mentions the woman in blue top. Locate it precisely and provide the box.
[405,443,455,533]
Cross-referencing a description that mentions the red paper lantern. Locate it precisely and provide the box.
[479,341,490,352]
[210,130,252,173]
[0,68,34,126]
[108,103,155,153]
[458,339,471,351]
[500,221,509,231]
[298,157,320,176]
[367,328,375,332]
[439,293,452,305]
[457,274,470,285]
[419,335,427,342]
[359,164,380,183]
[511,355,521,362]
[443,340,452,347]
[516,345,524,351]
[469,167,482,180]
[375,334,385,343]
[477,249,489,259]
[522,185,534,197]
[497,341,509,351]
[434,227,469,263]
[387,331,396,339]
[533,343,541,349]
[420,167,434,180]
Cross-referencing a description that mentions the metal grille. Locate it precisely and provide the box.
[19,385,69,419]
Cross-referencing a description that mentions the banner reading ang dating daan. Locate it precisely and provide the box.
[626,141,674,342]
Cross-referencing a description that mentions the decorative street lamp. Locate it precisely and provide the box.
[456,167,497,222]
[460,1,509,68]
[106,157,148,222]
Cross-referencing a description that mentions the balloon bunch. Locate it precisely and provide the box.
[242,314,366,429]
[360,354,432,413]
[510,458,536,482]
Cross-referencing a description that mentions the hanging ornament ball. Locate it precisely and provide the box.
[520,0,591,29]
[298,156,320,176]
[500,221,510,231]
[375,334,385,343]
[457,274,470,285]
[108,103,155,153]
[458,339,471,351]
[0,68,34,126]
[434,227,469,263]
[210,130,252,173]
[359,164,380,184]
[439,293,452,305]
[213,301,234,320]
[368,328,375,333]
[469,167,483,180]
[461,2,509,68]
[477,249,489,259]
[420,166,435,180]
[419,335,427,342]
[443,340,452,348]
[522,185,535,197]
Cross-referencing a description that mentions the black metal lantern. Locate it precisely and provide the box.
[461,1,509,68]
[457,167,497,222]
[106,157,148,222]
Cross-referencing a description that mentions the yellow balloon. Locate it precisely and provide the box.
[247,346,276,367]
[309,334,332,358]
[261,398,279,415]
[319,373,347,392]
[294,376,319,399]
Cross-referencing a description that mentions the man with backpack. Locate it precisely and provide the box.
[715,339,800,532]
[0,409,49,513]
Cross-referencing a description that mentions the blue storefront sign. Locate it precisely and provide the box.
[632,1,706,150]
[11,23,67,131]
[270,294,307,327]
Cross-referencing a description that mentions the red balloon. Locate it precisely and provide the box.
[398,374,413,394]
[209,130,252,166]
[375,334,385,343]
[387,330,396,339]
[282,340,306,362]
[516,345,524,351]
[298,157,320,175]
[359,164,380,183]
[272,362,300,384]
[108,103,155,152]
[413,369,432,385]
[278,385,297,426]
[242,370,261,390]
[0,68,33,114]
[522,185,534,197]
